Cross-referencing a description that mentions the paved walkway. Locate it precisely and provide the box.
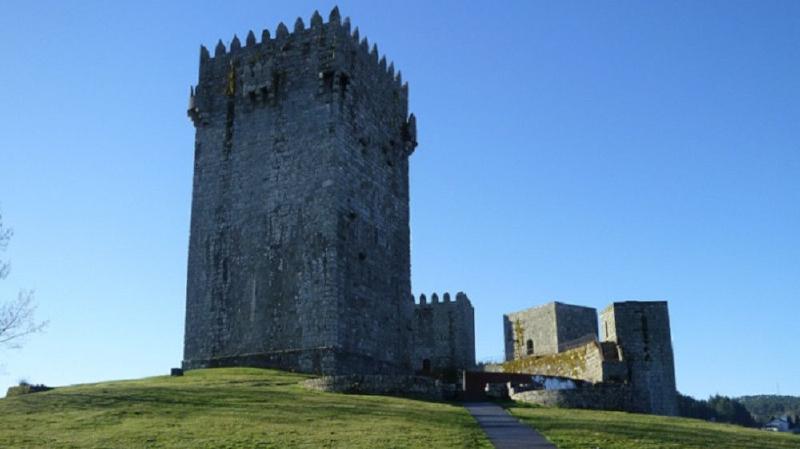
[464,402,557,449]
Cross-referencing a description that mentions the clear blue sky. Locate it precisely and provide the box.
[0,1,798,399]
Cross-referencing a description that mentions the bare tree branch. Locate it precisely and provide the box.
[0,291,48,348]
[0,212,11,281]
[0,210,47,351]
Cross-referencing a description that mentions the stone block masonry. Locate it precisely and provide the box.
[504,302,598,360]
[601,301,678,416]
[486,339,627,384]
[302,374,449,399]
[497,300,678,416]
[510,383,633,412]
[412,292,475,376]
[182,7,418,375]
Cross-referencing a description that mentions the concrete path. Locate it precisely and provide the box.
[464,402,557,449]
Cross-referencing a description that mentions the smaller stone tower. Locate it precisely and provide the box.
[412,292,475,377]
[504,302,598,360]
[600,301,677,416]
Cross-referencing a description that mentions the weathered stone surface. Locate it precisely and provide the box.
[504,302,598,359]
[183,11,416,375]
[486,340,626,384]
[601,301,678,416]
[302,374,448,399]
[498,300,678,416]
[510,383,633,412]
[411,292,475,376]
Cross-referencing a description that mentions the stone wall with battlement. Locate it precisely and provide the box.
[412,292,475,377]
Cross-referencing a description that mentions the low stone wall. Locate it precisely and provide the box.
[302,375,450,400]
[486,341,604,381]
[183,347,407,375]
[485,340,628,384]
[510,383,632,412]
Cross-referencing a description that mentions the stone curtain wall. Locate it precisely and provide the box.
[510,383,633,412]
[302,374,447,399]
[503,302,598,360]
[487,340,612,383]
[183,8,417,375]
[601,301,678,416]
[412,292,476,375]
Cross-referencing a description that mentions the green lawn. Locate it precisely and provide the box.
[4,368,797,449]
[508,403,800,449]
[0,367,491,449]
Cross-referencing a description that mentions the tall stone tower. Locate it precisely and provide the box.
[600,301,678,415]
[182,8,417,375]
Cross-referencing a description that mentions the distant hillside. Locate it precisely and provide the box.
[738,395,800,423]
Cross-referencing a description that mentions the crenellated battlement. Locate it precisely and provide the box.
[412,291,476,376]
[414,291,472,307]
[199,8,403,86]
[187,6,416,155]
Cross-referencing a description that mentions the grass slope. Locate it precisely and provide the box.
[509,404,800,449]
[0,368,491,449]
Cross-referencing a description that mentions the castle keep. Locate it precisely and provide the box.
[183,8,420,375]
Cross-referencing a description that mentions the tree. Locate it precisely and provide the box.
[0,211,46,350]
[707,395,758,427]
[678,393,759,428]
[678,393,715,420]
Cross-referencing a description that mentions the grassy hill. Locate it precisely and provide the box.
[0,368,490,448]
[1,367,797,448]
[509,404,800,449]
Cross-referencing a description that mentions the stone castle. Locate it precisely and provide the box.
[491,300,677,415]
[181,7,676,415]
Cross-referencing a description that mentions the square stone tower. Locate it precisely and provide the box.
[182,8,417,375]
[504,302,598,360]
[600,301,678,416]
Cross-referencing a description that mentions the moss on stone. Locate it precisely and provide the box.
[513,319,525,357]
[494,342,597,380]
